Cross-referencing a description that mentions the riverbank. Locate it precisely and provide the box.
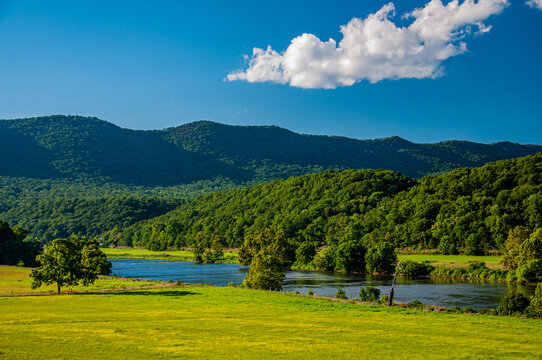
[1,273,541,359]
[103,247,239,263]
[103,248,503,268]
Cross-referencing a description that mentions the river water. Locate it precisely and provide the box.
[110,258,535,309]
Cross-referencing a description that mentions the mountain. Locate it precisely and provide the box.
[1,115,540,187]
[104,154,542,257]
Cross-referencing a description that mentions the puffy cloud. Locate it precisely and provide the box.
[526,0,542,10]
[227,0,509,89]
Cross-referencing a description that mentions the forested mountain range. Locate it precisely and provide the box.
[104,154,542,257]
[2,115,540,186]
[1,115,541,245]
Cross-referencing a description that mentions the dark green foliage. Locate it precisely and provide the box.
[31,236,111,293]
[111,169,414,251]
[0,220,40,266]
[353,154,542,253]
[359,285,381,302]
[528,284,542,318]
[295,242,317,265]
[497,292,531,316]
[3,196,181,245]
[242,251,285,291]
[334,241,367,272]
[365,242,397,274]
[335,287,347,300]
[399,260,433,277]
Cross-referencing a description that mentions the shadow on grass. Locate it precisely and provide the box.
[76,289,199,297]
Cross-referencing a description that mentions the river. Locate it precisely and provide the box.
[110,258,535,309]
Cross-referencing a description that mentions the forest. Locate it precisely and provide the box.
[103,154,542,265]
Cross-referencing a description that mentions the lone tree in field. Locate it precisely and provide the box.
[242,251,285,291]
[31,236,111,294]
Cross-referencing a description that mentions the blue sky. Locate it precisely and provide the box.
[0,0,540,144]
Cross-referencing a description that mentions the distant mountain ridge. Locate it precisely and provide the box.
[1,115,540,186]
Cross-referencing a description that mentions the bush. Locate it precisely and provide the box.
[335,287,347,300]
[365,242,397,274]
[497,292,531,316]
[516,260,542,283]
[307,288,314,296]
[312,246,335,271]
[406,300,423,309]
[527,284,542,318]
[334,241,367,273]
[399,260,433,277]
[359,285,380,302]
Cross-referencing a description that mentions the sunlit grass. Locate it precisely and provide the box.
[103,247,239,263]
[0,265,160,295]
[399,254,504,269]
[0,284,541,359]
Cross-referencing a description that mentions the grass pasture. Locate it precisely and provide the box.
[103,247,239,263]
[0,266,160,295]
[0,266,541,359]
[398,254,504,270]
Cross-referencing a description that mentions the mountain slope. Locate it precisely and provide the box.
[1,115,540,187]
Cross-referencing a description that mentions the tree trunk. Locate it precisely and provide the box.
[387,272,398,306]
[57,283,61,294]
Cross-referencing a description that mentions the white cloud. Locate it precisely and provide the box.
[227,0,509,89]
[526,0,542,10]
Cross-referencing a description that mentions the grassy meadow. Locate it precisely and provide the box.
[0,266,160,295]
[1,265,541,359]
[398,254,504,269]
[103,247,239,263]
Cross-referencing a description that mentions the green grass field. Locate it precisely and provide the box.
[1,266,541,359]
[0,266,160,295]
[398,254,504,269]
[103,247,239,263]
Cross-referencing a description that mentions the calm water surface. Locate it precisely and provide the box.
[110,258,534,309]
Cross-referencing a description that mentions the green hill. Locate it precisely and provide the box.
[104,155,542,260]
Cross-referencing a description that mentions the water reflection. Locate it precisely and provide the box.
[110,259,534,309]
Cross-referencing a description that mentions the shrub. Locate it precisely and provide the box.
[312,246,336,271]
[365,242,397,274]
[406,300,423,309]
[497,292,531,316]
[335,241,367,272]
[359,285,381,302]
[335,287,347,300]
[516,260,542,283]
[527,283,542,318]
[307,288,314,296]
[399,260,433,277]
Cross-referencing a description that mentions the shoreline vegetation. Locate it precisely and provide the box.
[1,265,541,359]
